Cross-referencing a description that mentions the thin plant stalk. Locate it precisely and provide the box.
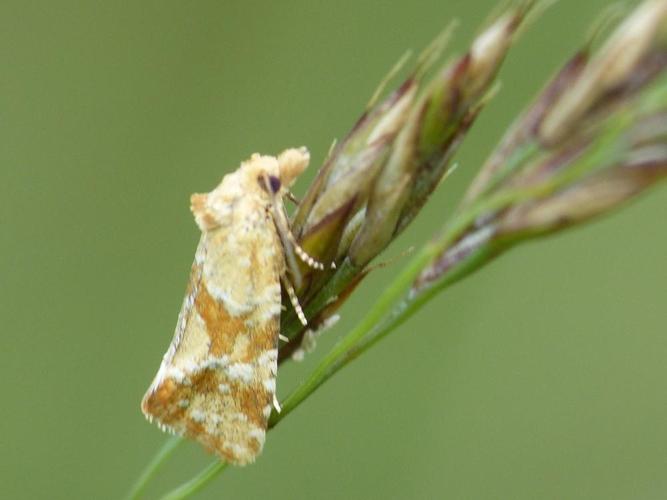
[272,178,563,421]
[125,436,182,500]
[158,462,228,500]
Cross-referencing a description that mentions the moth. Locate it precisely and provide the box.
[141,148,320,465]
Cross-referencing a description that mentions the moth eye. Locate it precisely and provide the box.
[268,175,281,193]
[257,174,281,194]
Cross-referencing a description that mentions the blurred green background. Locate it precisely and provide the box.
[2,1,666,499]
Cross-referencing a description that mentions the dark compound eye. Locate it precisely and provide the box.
[268,175,281,193]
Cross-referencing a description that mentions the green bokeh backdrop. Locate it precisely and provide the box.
[2,1,666,499]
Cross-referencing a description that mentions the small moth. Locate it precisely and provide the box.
[141,148,317,465]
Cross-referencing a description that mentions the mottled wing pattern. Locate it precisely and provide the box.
[142,178,283,465]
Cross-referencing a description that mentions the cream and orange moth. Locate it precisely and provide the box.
[141,147,312,465]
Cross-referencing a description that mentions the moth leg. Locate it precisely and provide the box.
[273,394,282,413]
[262,174,332,289]
[281,274,307,326]
[271,204,303,288]
[285,191,300,205]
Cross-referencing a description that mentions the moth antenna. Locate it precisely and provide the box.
[275,203,328,270]
[289,232,326,270]
[282,275,307,327]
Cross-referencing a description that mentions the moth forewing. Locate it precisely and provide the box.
[141,149,309,465]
